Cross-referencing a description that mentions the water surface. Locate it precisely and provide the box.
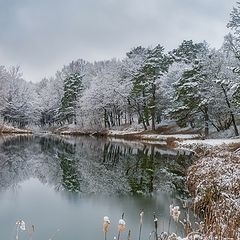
[0,135,193,239]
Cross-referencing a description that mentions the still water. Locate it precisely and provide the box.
[0,134,193,240]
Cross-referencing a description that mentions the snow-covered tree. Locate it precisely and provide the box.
[169,40,207,64]
[129,45,171,130]
[35,77,63,127]
[166,40,208,127]
[171,44,240,137]
[0,66,34,128]
[58,73,83,124]
[80,59,128,129]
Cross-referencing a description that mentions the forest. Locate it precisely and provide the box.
[1,3,240,137]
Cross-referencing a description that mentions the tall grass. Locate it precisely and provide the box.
[187,147,240,239]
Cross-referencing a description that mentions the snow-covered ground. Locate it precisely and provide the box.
[179,138,240,147]
[139,134,199,140]
[108,129,143,135]
[108,130,240,149]
[0,124,32,134]
[108,130,199,140]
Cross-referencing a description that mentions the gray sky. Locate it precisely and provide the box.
[0,0,237,82]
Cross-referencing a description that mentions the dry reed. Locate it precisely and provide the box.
[187,147,240,239]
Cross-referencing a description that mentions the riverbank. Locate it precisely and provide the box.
[0,124,32,134]
[51,123,240,147]
[185,144,240,239]
[51,123,202,145]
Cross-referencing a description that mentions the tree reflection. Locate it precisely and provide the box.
[0,135,193,196]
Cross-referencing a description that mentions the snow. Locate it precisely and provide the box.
[108,130,143,136]
[179,138,240,147]
[139,134,199,140]
[103,216,110,224]
[16,220,26,231]
[108,130,199,140]
[118,219,126,225]
[0,124,32,134]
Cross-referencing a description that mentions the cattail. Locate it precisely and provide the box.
[153,215,158,240]
[118,219,126,232]
[103,216,110,240]
[16,219,26,240]
[16,220,26,231]
[169,204,173,216]
[170,205,181,222]
[138,210,144,240]
[103,216,111,232]
[127,230,131,240]
[117,213,125,240]
[168,233,178,240]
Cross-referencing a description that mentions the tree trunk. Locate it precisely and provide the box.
[221,84,239,136]
[151,82,156,131]
[231,113,239,136]
[204,105,209,137]
[109,112,115,127]
[104,108,110,128]
[118,113,121,126]
[137,103,147,130]
[142,89,150,127]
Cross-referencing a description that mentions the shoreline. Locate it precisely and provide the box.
[0,125,33,134]
[52,128,240,149]
[1,125,240,150]
[0,127,239,238]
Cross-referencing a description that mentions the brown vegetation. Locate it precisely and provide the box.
[187,147,240,239]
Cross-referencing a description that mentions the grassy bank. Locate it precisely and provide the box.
[186,145,240,239]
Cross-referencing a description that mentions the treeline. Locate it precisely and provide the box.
[1,2,240,136]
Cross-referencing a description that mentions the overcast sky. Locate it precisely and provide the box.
[0,0,237,82]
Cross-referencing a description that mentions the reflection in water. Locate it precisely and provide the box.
[58,154,81,192]
[0,134,193,195]
[0,134,194,240]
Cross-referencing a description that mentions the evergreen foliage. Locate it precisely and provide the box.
[58,73,83,124]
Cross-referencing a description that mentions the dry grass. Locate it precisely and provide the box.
[165,137,178,148]
[227,142,240,152]
[155,124,201,135]
[187,147,240,239]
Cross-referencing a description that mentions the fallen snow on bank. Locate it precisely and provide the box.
[108,130,143,135]
[108,130,199,140]
[180,138,240,147]
[140,134,199,140]
[0,124,32,134]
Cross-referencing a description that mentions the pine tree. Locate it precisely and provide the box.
[170,40,206,64]
[58,73,83,124]
[172,57,212,137]
[132,44,170,130]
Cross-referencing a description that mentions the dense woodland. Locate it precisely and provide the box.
[1,3,240,137]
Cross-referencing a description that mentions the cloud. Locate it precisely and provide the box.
[0,0,237,82]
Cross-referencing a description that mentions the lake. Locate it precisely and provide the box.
[0,134,193,240]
